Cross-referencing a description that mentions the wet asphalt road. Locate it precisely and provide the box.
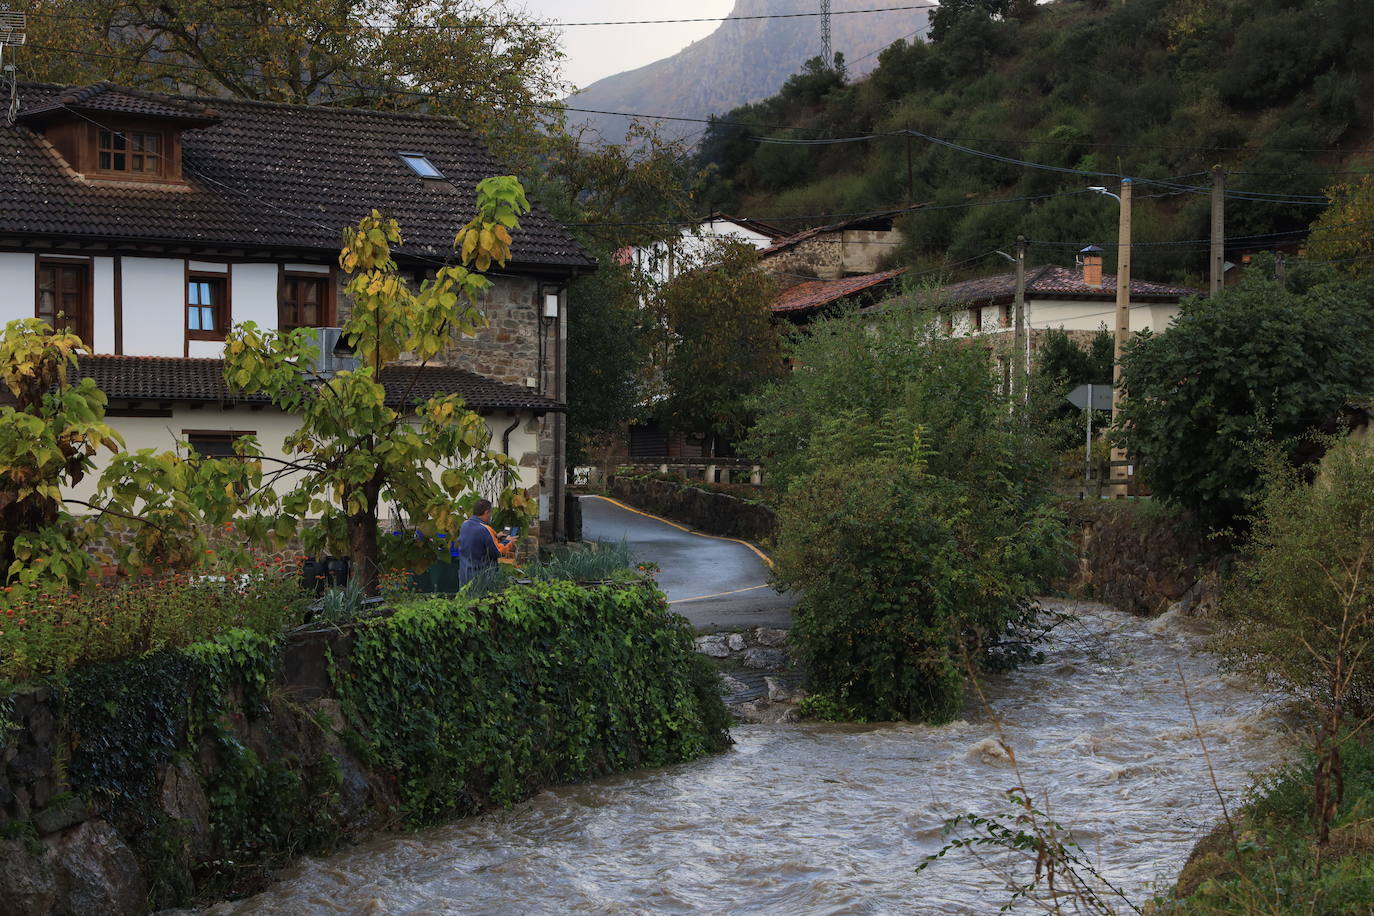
[579,495,794,632]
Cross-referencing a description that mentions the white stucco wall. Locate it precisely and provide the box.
[92,257,116,354]
[68,406,545,519]
[233,263,285,332]
[1025,298,1179,334]
[0,252,34,325]
[121,257,186,356]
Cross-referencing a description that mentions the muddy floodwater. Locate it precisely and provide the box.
[202,602,1295,914]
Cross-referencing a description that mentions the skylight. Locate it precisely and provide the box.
[399,153,444,179]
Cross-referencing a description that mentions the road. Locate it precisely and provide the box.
[579,495,794,632]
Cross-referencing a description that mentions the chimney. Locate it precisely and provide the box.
[1080,245,1104,288]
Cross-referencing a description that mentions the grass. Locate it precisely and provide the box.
[1163,735,1374,914]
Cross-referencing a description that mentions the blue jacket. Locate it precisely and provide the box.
[458,516,501,585]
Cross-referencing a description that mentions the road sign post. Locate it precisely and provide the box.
[1066,384,1113,497]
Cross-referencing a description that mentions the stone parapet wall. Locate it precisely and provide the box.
[605,476,778,544]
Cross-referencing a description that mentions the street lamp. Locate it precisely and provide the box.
[1088,179,1133,496]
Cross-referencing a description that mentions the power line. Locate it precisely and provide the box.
[25,5,936,31]
[750,128,1374,157]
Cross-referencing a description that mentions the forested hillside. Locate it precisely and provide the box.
[697,0,1374,283]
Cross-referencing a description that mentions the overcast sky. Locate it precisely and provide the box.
[517,0,737,90]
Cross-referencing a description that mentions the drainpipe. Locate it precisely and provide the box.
[501,413,520,457]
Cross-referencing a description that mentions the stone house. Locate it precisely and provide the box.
[0,81,594,542]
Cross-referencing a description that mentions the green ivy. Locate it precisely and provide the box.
[337,580,731,824]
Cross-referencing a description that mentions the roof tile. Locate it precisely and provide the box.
[773,268,907,314]
[77,355,564,412]
[4,82,593,270]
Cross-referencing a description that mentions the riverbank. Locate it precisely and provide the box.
[0,580,730,914]
[191,600,1294,914]
[1166,736,1374,912]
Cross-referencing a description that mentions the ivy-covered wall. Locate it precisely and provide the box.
[0,581,729,914]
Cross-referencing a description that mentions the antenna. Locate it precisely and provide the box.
[0,7,25,124]
[820,0,832,67]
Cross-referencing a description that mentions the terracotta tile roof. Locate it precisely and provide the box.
[940,265,1199,305]
[77,355,565,412]
[773,268,907,314]
[3,82,593,270]
[16,81,221,126]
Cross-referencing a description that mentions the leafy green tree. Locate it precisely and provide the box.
[22,0,565,163]
[758,304,1066,721]
[0,320,255,598]
[650,240,783,450]
[1116,266,1374,534]
[1308,176,1374,275]
[223,178,535,593]
[1219,436,1374,847]
[536,122,702,465]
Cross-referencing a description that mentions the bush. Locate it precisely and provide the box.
[757,307,1067,721]
[1117,268,1374,534]
[340,579,731,821]
[0,564,308,682]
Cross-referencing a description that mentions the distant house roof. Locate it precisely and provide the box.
[758,206,922,260]
[77,356,565,413]
[3,82,593,271]
[773,268,907,315]
[939,265,1199,306]
[703,212,791,240]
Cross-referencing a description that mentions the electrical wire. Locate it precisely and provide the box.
[25,5,937,31]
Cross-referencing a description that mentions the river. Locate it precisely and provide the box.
[202,601,1295,914]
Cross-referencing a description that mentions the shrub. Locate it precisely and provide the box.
[0,564,308,682]
[338,579,731,821]
[759,309,1067,721]
[1217,436,1374,848]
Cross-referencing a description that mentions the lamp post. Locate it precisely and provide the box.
[1089,179,1132,496]
[992,235,1027,401]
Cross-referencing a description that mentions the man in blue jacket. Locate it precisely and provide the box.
[458,498,512,587]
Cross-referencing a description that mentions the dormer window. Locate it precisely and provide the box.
[15,82,222,185]
[97,128,163,176]
[399,153,444,179]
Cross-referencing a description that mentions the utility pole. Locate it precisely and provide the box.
[905,134,914,206]
[1013,234,1026,400]
[1110,178,1133,497]
[1209,166,1225,297]
[820,0,832,66]
[1276,251,1287,288]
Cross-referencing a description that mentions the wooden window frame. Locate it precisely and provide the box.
[999,303,1012,328]
[35,256,94,344]
[95,126,164,177]
[969,307,983,333]
[277,267,337,332]
[185,266,231,344]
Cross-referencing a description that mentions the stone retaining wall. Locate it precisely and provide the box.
[1061,501,1222,617]
[605,476,778,544]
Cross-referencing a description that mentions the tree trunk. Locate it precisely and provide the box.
[346,479,383,596]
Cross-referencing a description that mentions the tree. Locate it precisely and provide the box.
[649,240,783,449]
[21,0,565,164]
[223,177,536,594]
[1116,266,1374,534]
[1219,436,1374,847]
[1307,176,1374,275]
[760,305,1065,721]
[537,123,702,464]
[0,320,254,599]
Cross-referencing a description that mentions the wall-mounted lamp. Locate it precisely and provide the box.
[540,286,562,328]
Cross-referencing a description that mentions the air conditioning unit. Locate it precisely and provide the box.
[302,327,360,378]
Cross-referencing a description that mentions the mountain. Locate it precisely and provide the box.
[564,0,928,144]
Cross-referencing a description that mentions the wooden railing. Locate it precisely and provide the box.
[579,456,764,486]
